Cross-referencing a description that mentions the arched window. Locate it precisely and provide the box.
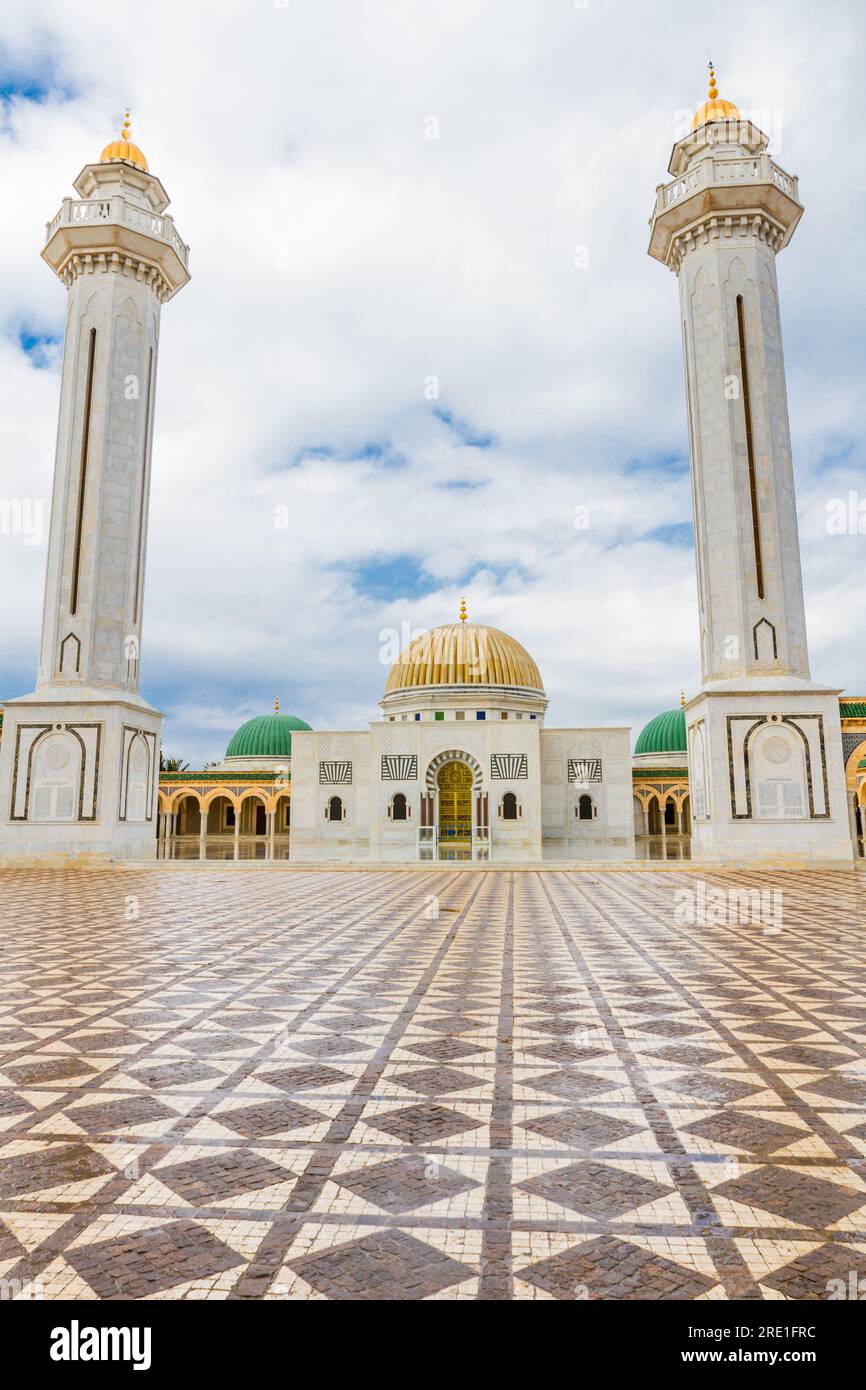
[577,794,594,821]
[327,795,343,822]
[391,792,407,821]
[502,792,518,820]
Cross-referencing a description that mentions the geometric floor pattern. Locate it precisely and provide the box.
[1,864,865,1300]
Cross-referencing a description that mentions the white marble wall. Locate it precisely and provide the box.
[540,727,634,860]
[679,240,809,684]
[290,721,635,864]
[687,687,852,863]
[39,273,160,693]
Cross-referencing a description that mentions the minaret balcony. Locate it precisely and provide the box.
[649,151,802,266]
[43,194,190,297]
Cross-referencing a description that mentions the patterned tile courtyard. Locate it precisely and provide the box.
[1,864,865,1300]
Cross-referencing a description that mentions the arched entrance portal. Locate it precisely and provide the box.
[418,750,489,861]
[437,760,473,850]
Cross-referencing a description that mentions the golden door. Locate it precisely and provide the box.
[437,761,473,842]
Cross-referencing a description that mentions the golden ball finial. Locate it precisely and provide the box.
[680,689,686,707]
[459,597,468,623]
[100,109,149,172]
[691,60,740,131]
[274,696,281,714]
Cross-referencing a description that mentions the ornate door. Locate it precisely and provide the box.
[437,761,473,844]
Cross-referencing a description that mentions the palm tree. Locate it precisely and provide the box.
[159,754,190,772]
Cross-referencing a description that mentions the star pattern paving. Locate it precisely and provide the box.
[0,864,865,1300]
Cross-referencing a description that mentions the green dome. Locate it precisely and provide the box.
[634,706,686,757]
[225,712,312,759]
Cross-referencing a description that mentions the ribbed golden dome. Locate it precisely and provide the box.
[691,62,740,131]
[100,111,148,172]
[385,619,543,693]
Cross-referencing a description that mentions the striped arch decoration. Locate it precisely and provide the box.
[490,753,528,780]
[319,760,352,785]
[381,754,418,781]
[424,749,483,792]
[568,757,602,783]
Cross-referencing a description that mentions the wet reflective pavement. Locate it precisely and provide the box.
[0,864,865,1299]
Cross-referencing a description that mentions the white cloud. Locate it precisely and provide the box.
[0,0,864,767]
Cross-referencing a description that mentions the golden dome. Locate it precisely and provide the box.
[100,111,148,172]
[691,62,740,131]
[384,616,543,693]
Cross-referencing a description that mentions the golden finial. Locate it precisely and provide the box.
[274,696,280,714]
[459,596,468,623]
[691,59,739,132]
[100,108,148,172]
[680,690,686,707]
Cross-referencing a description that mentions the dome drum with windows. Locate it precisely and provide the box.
[381,600,548,720]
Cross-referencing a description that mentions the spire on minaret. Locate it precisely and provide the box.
[691,58,740,130]
[100,108,148,171]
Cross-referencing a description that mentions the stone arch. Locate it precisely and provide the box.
[124,732,151,823]
[199,787,240,812]
[237,788,269,836]
[29,727,83,822]
[844,738,866,788]
[753,617,778,662]
[201,792,238,834]
[746,719,809,819]
[274,793,291,831]
[424,749,483,793]
[173,791,203,835]
[166,786,204,813]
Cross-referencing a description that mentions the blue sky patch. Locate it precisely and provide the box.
[433,407,495,449]
[643,521,694,547]
[337,553,440,602]
[0,44,75,107]
[17,328,62,369]
[623,451,689,477]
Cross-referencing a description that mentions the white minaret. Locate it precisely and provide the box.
[649,67,851,862]
[0,115,189,862]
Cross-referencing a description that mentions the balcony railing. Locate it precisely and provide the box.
[653,153,799,219]
[45,196,190,268]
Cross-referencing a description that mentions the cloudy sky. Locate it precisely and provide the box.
[1,0,864,766]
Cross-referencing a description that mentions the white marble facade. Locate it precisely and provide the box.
[289,719,634,864]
